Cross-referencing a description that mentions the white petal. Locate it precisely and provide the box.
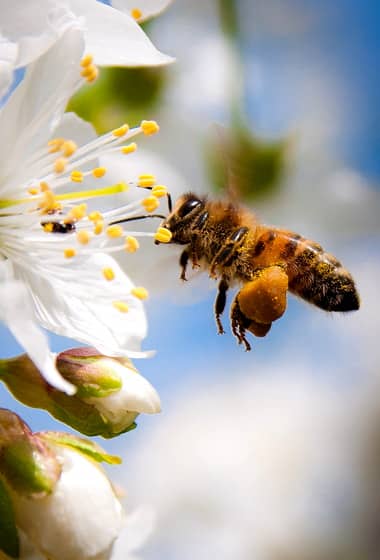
[0,60,13,99]
[0,0,78,67]
[12,446,123,560]
[112,506,156,559]
[111,0,174,22]
[53,111,97,147]
[0,278,75,394]
[0,26,85,197]
[67,0,174,66]
[13,254,150,359]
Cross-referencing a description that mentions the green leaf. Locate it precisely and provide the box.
[0,478,19,558]
[41,433,122,465]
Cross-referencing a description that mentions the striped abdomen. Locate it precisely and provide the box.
[251,228,360,312]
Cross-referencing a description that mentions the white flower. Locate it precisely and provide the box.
[0,26,170,393]
[111,0,174,23]
[0,0,173,97]
[11,444,124,560]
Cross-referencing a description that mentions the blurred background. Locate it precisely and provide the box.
[1,0,380,558]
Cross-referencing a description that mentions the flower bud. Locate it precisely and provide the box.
[0,349,161,438]
[0,419,124,560]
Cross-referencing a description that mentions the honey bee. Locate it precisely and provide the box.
[155,192,360,350]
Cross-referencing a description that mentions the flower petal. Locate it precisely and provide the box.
[0,60,13,99]
[0,26,85,198]
[13,254,150,359]
[0,274,75,394]
[112,505,156,559]
[68,0,174,66]
[111,0,174,23]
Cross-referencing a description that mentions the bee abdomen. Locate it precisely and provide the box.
[287,242,360,312]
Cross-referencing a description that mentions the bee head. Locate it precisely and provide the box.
[157,192,205,245]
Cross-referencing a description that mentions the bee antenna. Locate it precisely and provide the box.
[109,214,166,226]
[167,192,173,213]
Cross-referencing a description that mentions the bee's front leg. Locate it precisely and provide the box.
[179,249,189,281]
[214,277,229,334]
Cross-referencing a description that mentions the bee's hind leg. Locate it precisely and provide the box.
[214,277,229,334]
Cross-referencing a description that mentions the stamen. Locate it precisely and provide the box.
[102,267,115,281]
[141,195,159,213]
[113,301,129,313]
[54,183,129,202]
[141,120,160,136]
[112,124,129,138]
[64,248,76,258]
[151,185,168,198]
[70,170,84,183]
[61,140,77,157]
[77,230,91,245]
[92,167,106,178]
[48,138,65,153]
[138,174,156,188]
[121,142,137,155]
[131,287,149,300]
[67,204,87,221]
[40,182,50,192]
[80,64,99,83]
[93,221,104,235]
[54,157,67,174]
[107,225,124,238]
[131,8,142,20]
[28,187,40,195]
[43,223,54,233]
[155,227,172,243]
[80,54,94,67]
[125,236,139,253]
[88,211,103,222]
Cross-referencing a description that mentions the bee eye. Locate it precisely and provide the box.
[178,198,201,217]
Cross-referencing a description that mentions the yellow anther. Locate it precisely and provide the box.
[131,286,149,300]
[70,170,84,183]
[112,301,129,313]
[64,248,76,259]
[154,227,172,243]
[28,187,39,195]
[77,230,91,245]
[88,211,103,222]
[48,138,64,153]
[68,203,87,221]
[138,174,156,188]
[112,124,129,138]
[80,54,93,67]
[85,66,99,83]
[102,267,115,281]
[125,236,139,253]
[43,223,54,233]
[121,142,137,155]
[106,225,124,238]
[151,184,168,198]
[61,140,77,157]
[54,157,67,174]
[92,167,106,178]
[141,195,159,213]
[93,220,104,235]
[141,120,160,136]
[40,181,50,192]
[80,64,97,79]
[40,190,57,213]
[131,8,142,20]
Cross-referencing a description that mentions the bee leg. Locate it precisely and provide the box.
[214,278,229,334]
[179,249,190,281]
[230,297,252,351]
[210,227,249,277]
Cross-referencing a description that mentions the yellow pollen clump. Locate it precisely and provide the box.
[131,8,142,20]
[141,120,160,136]
[28,186,39,195]
[92,167,107,178]
[40,181,50,192]
[155,227,172,243]
[112,124,129,138]
[54,157,67,174]
[61,140,77,157]
[80,64,99,82]
[48,138,64,153]
[152,185,168,198]
[121,142,137,155]
[138,174,156,188]
[93,220,104,235]
[131,286,149,300]
[125,236,139,253]
[106,225,124,238]
[40,190,58,213]
[88,211,103,222]
[142,195,159,213]
[80,54,93,67]
[43,223,54,233]
[70,170,84,183]
[68,203,87,221]
[64,248,76,259]
[77,230,91,245]
[112,301,129,313]
[102,267,115,281]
